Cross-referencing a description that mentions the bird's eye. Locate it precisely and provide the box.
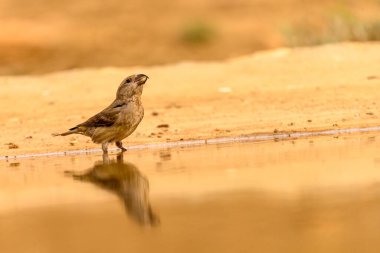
[126,78,132,84]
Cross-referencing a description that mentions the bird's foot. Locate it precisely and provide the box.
[116,141,127,152]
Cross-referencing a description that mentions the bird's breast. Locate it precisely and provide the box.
[113,103,144,141]
[119,104,144,126]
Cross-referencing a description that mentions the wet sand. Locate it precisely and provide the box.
[1,43,380,156]
[1,134,380,253]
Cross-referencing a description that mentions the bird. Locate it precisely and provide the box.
[54,74,148,154]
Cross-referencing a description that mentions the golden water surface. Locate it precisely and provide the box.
[1,134,380,253]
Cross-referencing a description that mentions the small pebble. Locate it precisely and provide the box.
[152,112,159,116]
[218,87,232,93]
[7,143,19,149]
[157,124,169,128]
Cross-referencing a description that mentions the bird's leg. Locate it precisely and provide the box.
[116,141,127,152]
[102,142,109,154]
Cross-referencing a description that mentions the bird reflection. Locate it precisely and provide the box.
[66,153,159,226]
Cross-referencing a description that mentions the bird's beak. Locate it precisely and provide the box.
[136,74,149,85]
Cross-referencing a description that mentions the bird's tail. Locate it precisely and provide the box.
[52,127,79,137]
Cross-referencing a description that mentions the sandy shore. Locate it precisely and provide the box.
[1,42,380,156]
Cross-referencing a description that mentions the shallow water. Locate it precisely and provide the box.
[1,134,380,253]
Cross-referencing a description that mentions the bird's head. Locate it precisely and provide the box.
[116,74,149,99]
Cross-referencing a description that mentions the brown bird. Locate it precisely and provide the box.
[55,74,148,153]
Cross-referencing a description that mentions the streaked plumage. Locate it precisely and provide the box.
[55,74,148,153]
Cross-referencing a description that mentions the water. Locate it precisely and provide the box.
[1,134,380,253]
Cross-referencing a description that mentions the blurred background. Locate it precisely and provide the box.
[1,0,380,75]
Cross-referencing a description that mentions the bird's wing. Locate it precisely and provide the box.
[73,101,127,129]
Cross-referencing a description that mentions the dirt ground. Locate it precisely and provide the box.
[1,42,379,156]
[0,0,379,75]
